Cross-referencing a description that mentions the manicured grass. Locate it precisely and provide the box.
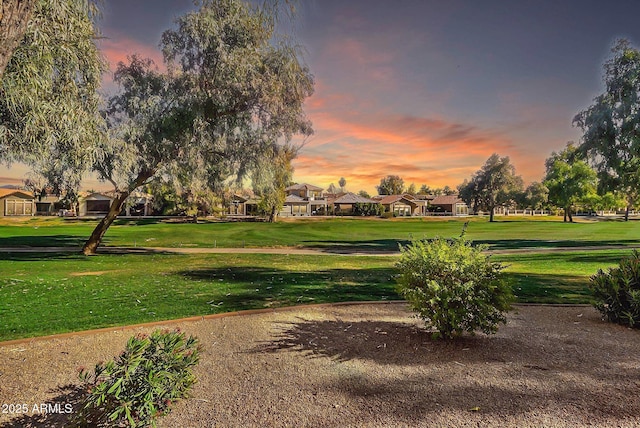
[1,216,640,251]
[497,250,627,303]
[0,249,629,341]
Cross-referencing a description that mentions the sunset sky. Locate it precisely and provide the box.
[3,0,640,194]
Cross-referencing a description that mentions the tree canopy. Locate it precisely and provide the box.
[376,175,405,195]
[458,154,523,222]
[83,0,313,254]
[543,143,597,222]
[0,0,103,173]
[574,39,640,221]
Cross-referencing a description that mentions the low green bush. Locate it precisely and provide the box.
[71,329,200,427]
[396,235,513,339]
[590,250,640,327]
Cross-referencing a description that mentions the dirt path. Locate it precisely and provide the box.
[1,303,639,427]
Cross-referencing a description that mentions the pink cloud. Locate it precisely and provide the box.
[98,34,164,71]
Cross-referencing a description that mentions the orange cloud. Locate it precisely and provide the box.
[98,35,165,71]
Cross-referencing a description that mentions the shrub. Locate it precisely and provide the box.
[396,235,513,339]
[590,250,640,327]
[71,329,200,427]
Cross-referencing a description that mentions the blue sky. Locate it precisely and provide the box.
[2,0,640,194]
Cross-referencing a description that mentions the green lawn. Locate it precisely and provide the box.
[0,248,629,341]
[1,216,640,251]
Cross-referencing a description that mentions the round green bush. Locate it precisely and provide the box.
[396,235,513,339]
[590,249,640,327]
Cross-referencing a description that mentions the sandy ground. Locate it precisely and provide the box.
[1,302,640,427]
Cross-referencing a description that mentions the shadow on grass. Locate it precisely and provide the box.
[0,235,86,248]
[181,266,400,307]
[301,239,410,253]
[507,272,592,304]
[0,384,83,428]
[0,251,86,261]
[476,238,640,250]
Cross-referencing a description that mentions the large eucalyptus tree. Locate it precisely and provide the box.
[82,0,313,254]
[574,39,640,221]
[0,0,103,170]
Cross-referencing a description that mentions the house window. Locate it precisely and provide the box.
[5,199,33,215]
[86,200,111,212]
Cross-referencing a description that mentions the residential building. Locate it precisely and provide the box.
[333,192,379,214]
[430,194,469,216]
[375,194,427,216]
[0,189,35,216]
[281,183,328,216]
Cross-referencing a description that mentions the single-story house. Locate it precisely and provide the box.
[34,194,61,216]
[333,192,379,214]
[0,189,35,216]
[375,194,427,216]
[430,194,469,216]
[227,194,260,216]
[78,192,113,217]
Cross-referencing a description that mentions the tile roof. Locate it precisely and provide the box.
[333,192,378,204]
[431,195,464,205]
[284,194,306,203]
[285,183,324,192]
[376,194,422,205]
[0,189,34,198]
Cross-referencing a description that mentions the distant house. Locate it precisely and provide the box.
[430,194,469,216]
[333,192,379,214]
[375,194,427,216]
[227,194,259,216]
[34,194,61,216]
[78,192,113,217]
[282,183,328,216]
[0,189,35,216]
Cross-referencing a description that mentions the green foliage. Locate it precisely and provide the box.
[590,250,640,327]
[72,329,200,427]
[353,202,382,216]
[396,235,513,339]
[0,0,104,173]
[83,0,314,252]
[376,175,405,195]
[458,154,523,221]
[543,143,597,222]
[574,39,640,219]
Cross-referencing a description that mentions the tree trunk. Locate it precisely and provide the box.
[268,205,277,223]
[566,205,573,223]
[625,204,630,222]
[489,206,495,222]
[0,0,37,79]
[82,192,129,255]
[563,208,568,222]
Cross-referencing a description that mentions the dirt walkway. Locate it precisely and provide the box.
[1,303,639,427]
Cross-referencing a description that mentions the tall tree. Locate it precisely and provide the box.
[418,184,431,195]
[0,0,103,168]
[82,0,313,254]
[253,144,296,222]
[406,183,417,195]
[543,144,597,222]
[338,177,346,191]
[376,175,405,195]
[523,181,549,214]
[0,0,37,78]
[459,154,523,222]
[574,39,640,221]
